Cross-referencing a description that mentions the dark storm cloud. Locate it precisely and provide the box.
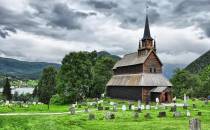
[0,1,96,39]
[48,3,96,30]
[86,0,118,9]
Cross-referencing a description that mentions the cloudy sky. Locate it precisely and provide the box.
[0,0,210,64]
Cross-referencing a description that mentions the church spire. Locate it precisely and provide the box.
[142,15,153,40]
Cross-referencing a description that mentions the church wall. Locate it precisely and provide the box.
[143,52,162,73]
[113,64,143,75]
[107,86,143,100]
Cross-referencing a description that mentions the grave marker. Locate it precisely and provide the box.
[189,118,201,130]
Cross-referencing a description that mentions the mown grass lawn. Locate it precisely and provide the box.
[0,99,209,130]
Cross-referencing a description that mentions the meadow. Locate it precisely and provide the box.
[0,99,210,130]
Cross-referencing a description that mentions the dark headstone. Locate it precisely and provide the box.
[133,112,139,119]
[197,112,202,116]
[105,112,115,119]
[192,104,196,109]
[129,104,132,110]
[158,112,166,117]
[144,113,151,119]
[88,113,95,120]
[183,105,188,109]
[105,106,110,110]
[98,106,103,111]
[170,105,177,112]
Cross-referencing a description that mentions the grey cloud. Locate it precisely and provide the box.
[86,0,118,9]
[48,3,96,30]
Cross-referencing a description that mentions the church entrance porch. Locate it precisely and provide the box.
[150,87,171,103]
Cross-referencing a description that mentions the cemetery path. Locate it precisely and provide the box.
[0,110,84,116]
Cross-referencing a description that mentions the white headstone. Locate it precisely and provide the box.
[138,100,141,108]
[156,97,159,103]
[131,105,135,110]
[5,101,9,105]
[187,110,191,117]
[122,105,126,111]
[141,105,145,110]
[146,105,150,110]
[110,102,114,106]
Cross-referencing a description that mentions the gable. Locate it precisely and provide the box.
[144,51,162,66]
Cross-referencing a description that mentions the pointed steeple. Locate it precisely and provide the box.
[142,15,153,40]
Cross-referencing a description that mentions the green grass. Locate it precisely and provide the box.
[0,99,210,130]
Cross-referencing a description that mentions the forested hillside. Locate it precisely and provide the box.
[185,50,210,73]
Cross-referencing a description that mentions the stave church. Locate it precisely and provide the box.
[106,14,172,103]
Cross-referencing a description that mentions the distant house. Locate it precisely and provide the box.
[106,15,172,103]
[0,87,34,95]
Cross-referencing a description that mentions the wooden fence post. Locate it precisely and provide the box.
[189,118,201,130]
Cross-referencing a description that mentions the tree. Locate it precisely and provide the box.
[3,77,12,101]
[91,56,116,97]
[170,69,202,98]
[37,66,57,109]
[56,51,97,103]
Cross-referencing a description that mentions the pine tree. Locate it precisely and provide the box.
[3,77,12,101]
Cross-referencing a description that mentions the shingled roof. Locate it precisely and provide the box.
[107,73,172,87]
[113,50,161,69]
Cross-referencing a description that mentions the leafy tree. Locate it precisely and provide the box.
[170,69,202,98]
[2,77,12,101]
[56,51,97,103]
[91,57,116,97]
[199,65,210,81]
[37,66,57,109]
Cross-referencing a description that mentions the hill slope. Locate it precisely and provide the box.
[185,50,210,73]
[0,57,60,79]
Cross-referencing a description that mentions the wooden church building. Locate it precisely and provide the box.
[106,15,172,103]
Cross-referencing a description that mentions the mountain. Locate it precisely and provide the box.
[0,57,60,79]
[97,51,121,60]
[185,50,210,74]
[163,64,186,79]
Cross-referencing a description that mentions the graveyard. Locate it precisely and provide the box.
[0,98,209,130]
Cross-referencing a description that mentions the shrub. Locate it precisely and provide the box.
[50,94,65,105]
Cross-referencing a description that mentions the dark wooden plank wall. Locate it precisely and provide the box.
[143,52,162,73]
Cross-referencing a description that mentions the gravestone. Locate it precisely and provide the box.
[113,104,117,112]
[122,105,126,111]
[197,112,202,116]
[129,104,132,110]
[192,104,196,109]
[138,100,141,109]
[189,118,201,130]
[133,112,139,119]
[88,113,95,120]
[141,105,145,110]
[144,113,151,119]
[187,110,191,117]
[84,107,89,113]
[170,105,177,112]
[131,105,135,110]
[146,105,151,110]
[158,112,166,117]
[105,106,110,110]
[69,106,75,115]
[204,99,208,105]
[173,111,181,117]
[105,112,115,119]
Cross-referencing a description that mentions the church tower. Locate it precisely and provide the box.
[138,15,156,56]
